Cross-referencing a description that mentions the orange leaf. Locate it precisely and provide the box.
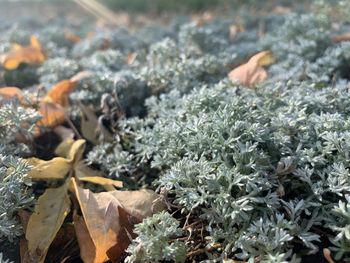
[0,86,25,102]
[228,51,275,87]
[38,101,66,128]
[45,80,77,107]
[64,31,81,43]
[1,36,45,70]
[73,179,138,263]
[332,32,350,43]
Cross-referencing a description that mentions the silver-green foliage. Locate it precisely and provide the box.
[0,102,38,241]
[83,12,350,262]
[125,212,186,263]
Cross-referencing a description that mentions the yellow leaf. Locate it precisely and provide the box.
[27,157,71,180]
[80,176,123,190]
[25,182,71,263]
[67,139,86,164]
[255,51,275,66]
[228,51,275,87]
[79,104,99,144]
[54,138,75,158]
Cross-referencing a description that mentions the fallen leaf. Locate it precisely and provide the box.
[229,24,244,40]
[72,179,138,263]
[126,52,137,65]
[45,80,77,107]
[228,51,275,87]
[25,182,71,263]
[67,139,86,163]
[0,86,25,102]
[332,32,350,43]
[64,31,81,43]
[70,70,94,83]
[55,138,75,158]
[272,6,292,14]
[80,176,123,190]
[1,35,45,70]
[323,248,335,263]
[109,189,166,220]
[73,213,97,263]
[79,103,99,144]
[37,101,66,128]
[27,157,71,180]
[53,125,75,141]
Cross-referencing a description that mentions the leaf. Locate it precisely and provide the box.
[73,213,97,263]
[27,157,71,180]
[1,35,45,70]
[109,189,167,220]
[64,31,81,43]
[228,51,275,87]
[79,103,99,144]
[0,86,25,102]
[55,138,75,158]
[72,179,138,263]
[25,182,71,263]
[45,80,77,107]
[332,32,350,43]
[80,176,123,190]
[37,101,66,128]
[126,52,137,65]
[67,139,86,164]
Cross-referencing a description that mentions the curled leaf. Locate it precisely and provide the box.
[1,35,45,70]
[37,101,66,128]
[0,87,25,102]
[45,80,77,107]
[228,51,275,87]
[332,32,350,43]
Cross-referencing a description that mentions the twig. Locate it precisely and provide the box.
[186,243,221,258]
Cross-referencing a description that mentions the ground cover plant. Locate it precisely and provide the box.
[1,0,350,262]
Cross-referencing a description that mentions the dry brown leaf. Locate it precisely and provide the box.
[70,70,94,83]
[109,189,167,220]
[1,36,45,70]
[332,32,350,43]
[73,213,97,263]
[229,24,244,40]
[53,126,75,141]
[228,51,275,87]
[45,80,77,107]
[126,52,137,65]
[25,182,71,263]
[72,179,138,263]
[37,101,66,128]
[0,87,25,102]
[64,31,82,43]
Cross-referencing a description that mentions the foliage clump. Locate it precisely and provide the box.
[0,102,38,241]
[125,212,186,263]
